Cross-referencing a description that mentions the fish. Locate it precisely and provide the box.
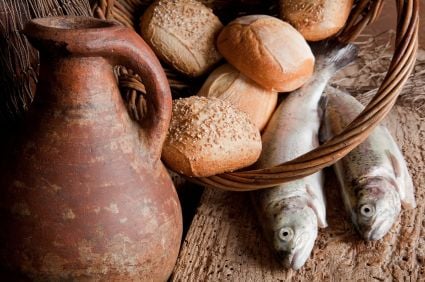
[320,87,416,241]
[251,42,358,270]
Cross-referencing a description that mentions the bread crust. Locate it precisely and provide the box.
[280,0,354,41]
[140,0,223,77]
[162,96,262,177]
[198,64,277,130]
[217,15,314,92]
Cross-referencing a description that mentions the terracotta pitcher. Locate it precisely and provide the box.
[0,16,182,281]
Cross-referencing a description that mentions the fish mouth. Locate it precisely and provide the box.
[277,248,308,270]
[276,233,316,270]
[361,215,397,241]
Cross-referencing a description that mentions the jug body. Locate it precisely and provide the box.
[0,17,182,281]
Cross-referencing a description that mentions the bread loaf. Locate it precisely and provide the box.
[162,96,262,177]
[140,0,223,77]
[198,64,277,130]
[279,0,354,41]
[217,15,314,92]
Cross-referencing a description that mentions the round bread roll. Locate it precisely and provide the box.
[217,15,314,92]
[141,0,223,77]
[198,64,278,130]
[163,96,262,177]
[280,0,354,41]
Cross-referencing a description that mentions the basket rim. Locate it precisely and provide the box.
[93,0,419,191]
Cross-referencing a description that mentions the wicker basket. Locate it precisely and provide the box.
[92,0,419,191]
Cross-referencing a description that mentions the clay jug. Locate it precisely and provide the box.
[0,16,182,281]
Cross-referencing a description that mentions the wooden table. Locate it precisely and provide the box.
[171,2,425,281]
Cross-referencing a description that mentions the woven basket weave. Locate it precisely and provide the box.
[92,0,419,191]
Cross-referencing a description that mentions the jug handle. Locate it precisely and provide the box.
[69,25,172,161]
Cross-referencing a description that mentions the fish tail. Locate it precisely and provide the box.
[319,86,357,143]
[312,40,359,76]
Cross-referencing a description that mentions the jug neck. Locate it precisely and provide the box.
[35,55,118,111]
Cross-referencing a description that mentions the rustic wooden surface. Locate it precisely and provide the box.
[171,2,425,280]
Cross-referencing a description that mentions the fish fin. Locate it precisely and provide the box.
[386,150,416,209]
[311,40,359,74]
[387,136,417,209]
[402,173,417,209]
[400,151,417,209]
[318,125,328,145]
[318,95,328,120]
[386,150,402,178]
[305,184,328,228]
[318,96,329,144]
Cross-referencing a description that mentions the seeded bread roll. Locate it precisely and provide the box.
[280,0,354,41]
[198,64,277,130]
[140,0,223,77]
[163,96,262,177]
[217,15,314,92]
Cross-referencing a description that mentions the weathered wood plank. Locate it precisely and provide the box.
[171,105,425,281]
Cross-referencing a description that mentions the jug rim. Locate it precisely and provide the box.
[27,16,120,32]
[23,16,123,48]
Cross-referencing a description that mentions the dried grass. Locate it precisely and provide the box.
[331,30,425,118]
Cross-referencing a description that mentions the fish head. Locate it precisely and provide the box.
[268,200,318,270]
[353,177,401,241]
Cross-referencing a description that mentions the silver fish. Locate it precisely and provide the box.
[321,87,416,241]
[251,43,358,270]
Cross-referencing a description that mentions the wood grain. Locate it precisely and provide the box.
[171,105,425,281]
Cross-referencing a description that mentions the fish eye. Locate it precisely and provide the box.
[278,227,294,242]
[359,204,375,217]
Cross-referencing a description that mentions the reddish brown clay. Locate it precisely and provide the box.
[0,16,182,281]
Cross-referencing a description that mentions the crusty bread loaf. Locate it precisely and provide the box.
[280,0,354,41]
[162,96,262,177]
[140,0,223,77]
[198,64,277,130]
[217,15,314,92]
